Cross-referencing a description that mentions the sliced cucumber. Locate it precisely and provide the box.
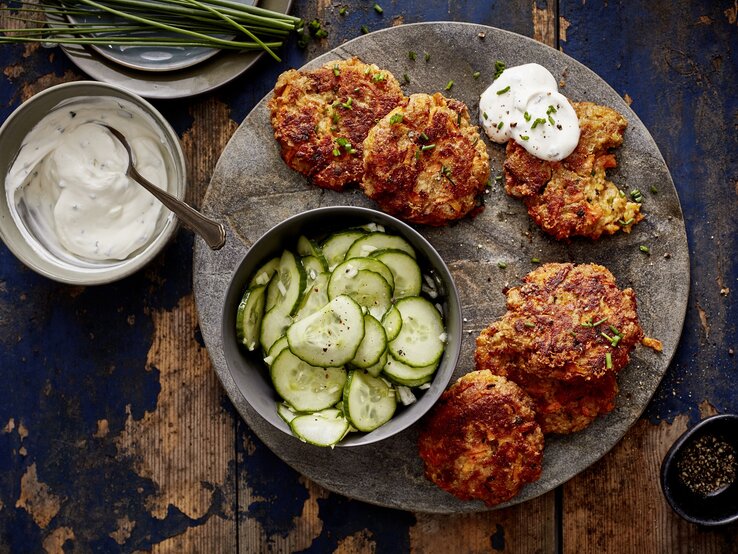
[321,230,366,270]
[248,257,279,288]
[350,314,388,369]
[236,285,267,351]
[327,268,392,320]
[364,349,388,378]
[260,308,291,353]
[266,335,289,364]
[301,255,328,280]
[270,349,347,411]
[382,354,438,387]
[343,371,397,432]
[389,296,445,368]
[290,409,350,447]
[332,257,395,291]
[371,249,422,299]
[381,304,403,342]
[272,249,306,315]
[293,272,330,322]
[286,295,365,367]
[265,272,281,312]
[296,235,327,266]
[277,402,298,424]
[345,232,416,260]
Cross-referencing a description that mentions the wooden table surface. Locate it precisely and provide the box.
[1,1,737,552]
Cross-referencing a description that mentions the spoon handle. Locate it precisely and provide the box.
[129,166,226,250]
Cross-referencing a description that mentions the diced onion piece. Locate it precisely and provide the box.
[396,385,417,406]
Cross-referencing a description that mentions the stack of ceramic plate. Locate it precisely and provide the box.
[50,0,292,99]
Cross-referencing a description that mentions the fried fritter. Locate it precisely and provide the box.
[418,370,543,506]
[504,102,642,239]
[474,263,643,435]
[476,344,619,435]
[361,93,490,225]
[269,57,404,191]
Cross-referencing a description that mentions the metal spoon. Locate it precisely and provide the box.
[102,124,226,250]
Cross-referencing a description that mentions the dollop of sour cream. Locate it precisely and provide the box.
[479,63,580,161]
[6,96,171,264]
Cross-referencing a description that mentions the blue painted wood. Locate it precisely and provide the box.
[0,0,736,549]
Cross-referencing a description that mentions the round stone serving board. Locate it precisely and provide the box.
[194,23,689,513]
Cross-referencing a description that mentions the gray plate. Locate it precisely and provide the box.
[66,0,256,73]
[54,0,290,99]
[194,23,689,513]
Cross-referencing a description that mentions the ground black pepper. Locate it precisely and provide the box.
[676,434,737,496]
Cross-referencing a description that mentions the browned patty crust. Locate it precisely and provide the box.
[269,57,404,191]
[418,371,543,506]
[474,263,643,435]
[504,102,642,240]
[476,342,619,435]
[361,92,490,226]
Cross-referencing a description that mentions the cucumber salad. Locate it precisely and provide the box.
[236,224,448,447]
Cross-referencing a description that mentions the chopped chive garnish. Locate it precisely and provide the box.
[531,257,541,263]
[340,97,353,110]
[482,111,488,120]
[440,165,456,186]
[609,325,622,336]
[335,137,350,147]
[390,113,404,125]
[333,64,340,77]
[473,71,481,79]
[630,189,643,202]
[531,117,547,129]
[618,218,634,226]
[570,330,578,338]
[372,72,385,82]
[493,60,506,80]
[414,150,420,160]
[548,115,555,126]
[619,190,626,198]
[424,51,430,62]
[496,85,511,95]
[605,352,613,369]
[650,185,658,194]
[332,148,341,156]
[494,174,503,182]
[315,29,328,39]
[582,317,608,328]
[640,245,650,254]
[523,111,531,122]
[373,3,383,14]
[360,25,369,34]
[603,330,622,346]
[403,73,410,84]
[520,135,529,141]
[497,121,504,130]
[339,6,348,15]
[420,132,429,141]
[421,144,436,151]
[497,261,507,269]
[547,105,557,114]
[445,80,454,91]
[408,51,416,61]
[524,321,536,328]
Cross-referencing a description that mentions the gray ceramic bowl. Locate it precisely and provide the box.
[221,206,462,447]
[0,81,186,285]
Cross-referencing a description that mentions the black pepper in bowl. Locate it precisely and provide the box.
[660,414,738,526]
[676,434,737,496]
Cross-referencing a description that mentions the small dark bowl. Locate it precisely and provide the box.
[660,414,738,526]
[221,206,462,447]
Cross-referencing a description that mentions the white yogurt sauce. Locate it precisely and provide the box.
[6,96,171,264]
[479,63,580,161]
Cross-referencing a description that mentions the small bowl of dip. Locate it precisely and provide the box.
[0,81,186,284]
[660,414,738,526]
